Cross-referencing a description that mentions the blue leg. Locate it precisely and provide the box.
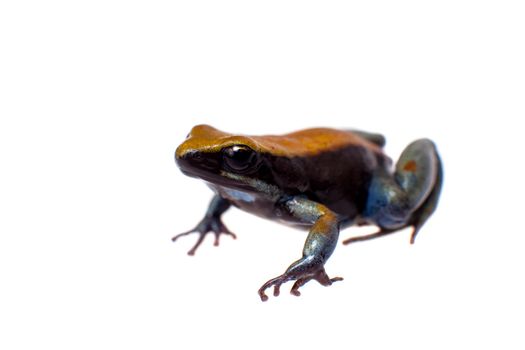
[258,197,343,301]
[360,139,443,244]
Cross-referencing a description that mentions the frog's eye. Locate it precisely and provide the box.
[223,145,258,172]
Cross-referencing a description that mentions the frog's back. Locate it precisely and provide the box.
[251,128,384,157]
[255,128,391,219]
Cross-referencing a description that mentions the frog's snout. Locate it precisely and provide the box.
[176,149,201,162]
[175,144,219,177]
[175,145,198,167]
[174,144,186,161]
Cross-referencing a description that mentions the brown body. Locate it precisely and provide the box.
[176,125,391,225]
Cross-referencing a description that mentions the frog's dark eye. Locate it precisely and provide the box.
[223,145,258,172]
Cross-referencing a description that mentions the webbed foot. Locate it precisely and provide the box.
[172,216,236,255]
[258,266,343,301]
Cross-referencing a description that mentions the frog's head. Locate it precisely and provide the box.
[175,125,268,191]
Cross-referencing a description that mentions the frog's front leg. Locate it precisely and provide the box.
[172,195,236,255]
[258,197,343,301]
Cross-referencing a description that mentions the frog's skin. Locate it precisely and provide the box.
[172,125,443,301]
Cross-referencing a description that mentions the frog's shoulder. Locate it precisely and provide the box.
[253,128,384,157]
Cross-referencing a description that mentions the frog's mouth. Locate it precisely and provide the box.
[184,168,265,194]
[176,154,258,192]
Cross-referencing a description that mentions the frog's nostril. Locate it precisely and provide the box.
[185,151,199,160]
[179,150,203,162]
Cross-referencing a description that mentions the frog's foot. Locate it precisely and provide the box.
[258,198,342,301]
[258,266,343,302]
[342,227,398,245]
[172,216,236,256]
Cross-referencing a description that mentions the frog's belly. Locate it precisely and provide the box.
[210,185,307,228]
[214,186,277,217]
[219,187,257,203]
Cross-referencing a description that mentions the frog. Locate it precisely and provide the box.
[172,124,443,301]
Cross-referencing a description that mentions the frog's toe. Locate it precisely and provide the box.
[171,228,199,243]
[212,222,237,246]
[258,268,342,301]
[171,226,209,255]
[290,269,343,296]
[290,278,308,296]
[172,217,236,255]
[258,275,290,301]
[186,231,208,256]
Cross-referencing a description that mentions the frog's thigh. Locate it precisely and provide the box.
[368,139,438,228]
[395,139,438,207]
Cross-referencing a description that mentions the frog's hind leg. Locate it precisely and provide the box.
[405,146,443,243]
[356,139,443,244]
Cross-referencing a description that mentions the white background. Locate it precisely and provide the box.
[1,1,524,349]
